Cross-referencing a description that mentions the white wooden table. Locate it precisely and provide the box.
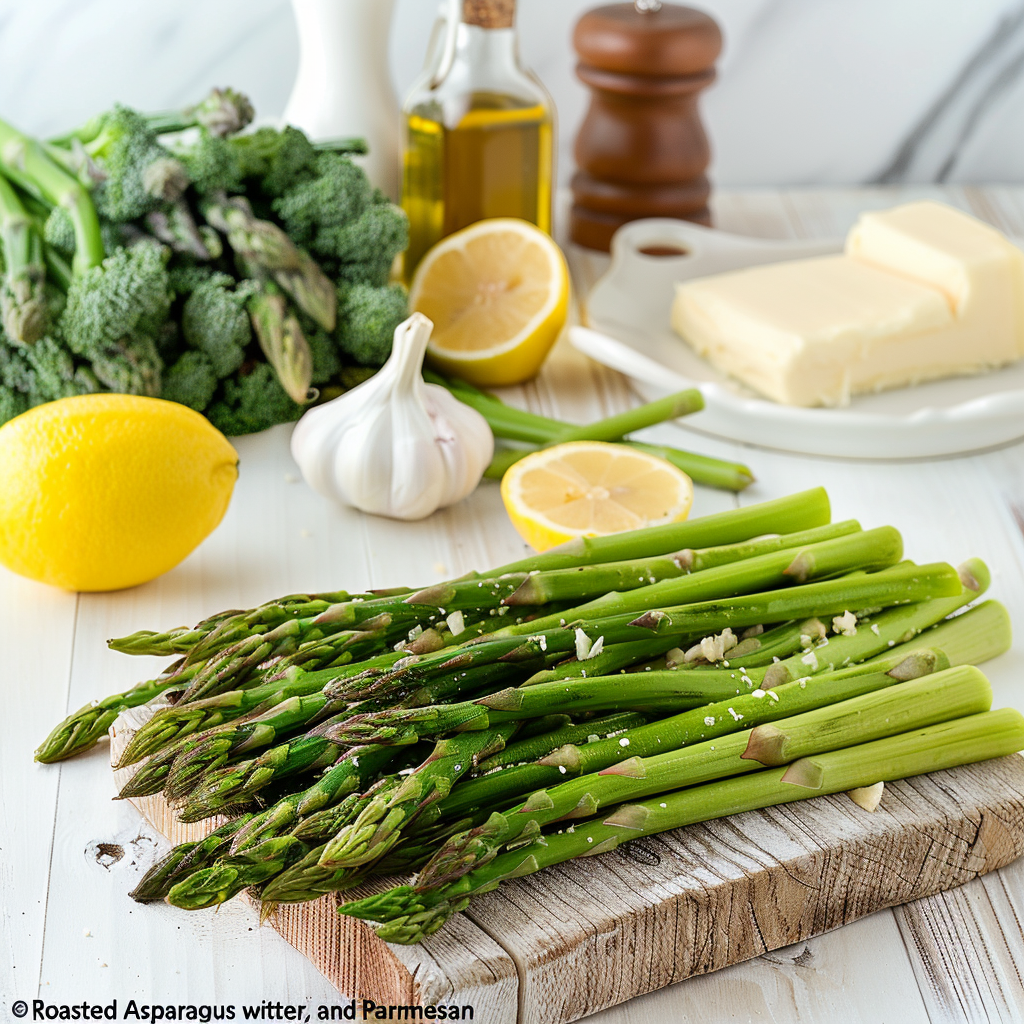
[4,187,1024,1023]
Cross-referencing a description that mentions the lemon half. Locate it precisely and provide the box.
[500,441,693,552]
[410,218,569,386]
[0,395,238,591]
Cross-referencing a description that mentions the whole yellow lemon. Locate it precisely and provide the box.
[0,394,239,591]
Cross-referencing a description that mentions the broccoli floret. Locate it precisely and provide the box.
[231,126,319,198]
[181,273,255,378]
[206,362,303,436]
[0,384,28,425]
[44,207,77,258]
[84,105,189,221]
[272,154,373,261]
[304,323,342,385]
[335,282,407,366]
[23,336,99,401]
[168,264,217,296]
[60,241,172,396]
[161,350,218,411]
[179,129,244,196]
[0,337,34,393]
[273,156,407,284]
[331,201,408,286]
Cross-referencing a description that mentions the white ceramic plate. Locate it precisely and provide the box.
[572,218,1024,458]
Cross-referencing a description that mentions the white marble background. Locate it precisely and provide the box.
[2,0,1024,188]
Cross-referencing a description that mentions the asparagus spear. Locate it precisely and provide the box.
[487,488,832,576]
[169,733,512,908]
[34,666,200,764]
[114,666,339,768]
[429,373,755,491]
[0,172,47,343]
[434,598,1009,821]
[161,692,348,799]
[314,724,520,872]
[108,592,364,656]
[330,561,962,699]
[129,816,252,903]
[490,524,898,637]
[473,713,646,772]
[407,665,992,895]
[341,708,1024,942]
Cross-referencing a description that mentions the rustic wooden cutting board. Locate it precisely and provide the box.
[110,720,1024,1024]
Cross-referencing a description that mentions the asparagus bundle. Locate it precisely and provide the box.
[37,487,1020,947]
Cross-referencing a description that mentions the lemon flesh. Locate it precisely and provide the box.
[501,441,693,552]
[0,395,239,591]
[410,217,569,386]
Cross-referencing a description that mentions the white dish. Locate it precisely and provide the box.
[572,217,1024,458]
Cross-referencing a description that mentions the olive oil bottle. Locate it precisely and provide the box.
[401,0,555,278]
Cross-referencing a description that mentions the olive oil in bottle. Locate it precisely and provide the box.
[401,0,555,278]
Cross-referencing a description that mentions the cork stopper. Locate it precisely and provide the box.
[463,0,515,29]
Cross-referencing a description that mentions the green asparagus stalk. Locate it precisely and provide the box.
[342,708,1024,942]
[108,592,364,657]
[430,373,754,491]
[129,816,252,903]
[34,666,200,764]
[0,172,47,343]
[161,692,347,799]
[435,598,1009,820]
[0,116,104,274]
[333,560,962,698]
[114,666,338,768]
[488,488,832,576]
[314,725,520,872]
[473,713,646,772]
[520,635,689,685]
[407,664,992,895]
[490,524,898,637]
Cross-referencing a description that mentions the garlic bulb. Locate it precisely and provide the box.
[290,312,494,520]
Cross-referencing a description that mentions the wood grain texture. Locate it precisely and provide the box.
[112,720,1024,1024]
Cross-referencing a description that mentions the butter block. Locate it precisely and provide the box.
[671,201,1024,407]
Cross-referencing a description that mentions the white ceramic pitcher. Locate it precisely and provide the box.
[283,0,401,199]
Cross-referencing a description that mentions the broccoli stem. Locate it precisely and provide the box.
[0,172,47,343]
[0,117,105,276]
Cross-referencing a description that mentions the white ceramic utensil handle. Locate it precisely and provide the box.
[569,326,697,392]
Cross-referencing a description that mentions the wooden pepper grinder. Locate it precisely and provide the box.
[570,1,722,251]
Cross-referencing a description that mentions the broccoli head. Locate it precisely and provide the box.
[181,273,255,378]
[161,350,218,411]
[0,383,28,425]
[43,207,76,258]
[60,241,172,396]
[179,129,244,197]
[0,336,34,394]
[205,362,303,436]
[168,264,217,296]
[231,126,319,198]
[23,336,99,401]
[85,105,189,221]
[272,154,373,262]
[335,282,407,366]
[331,200,408,286]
